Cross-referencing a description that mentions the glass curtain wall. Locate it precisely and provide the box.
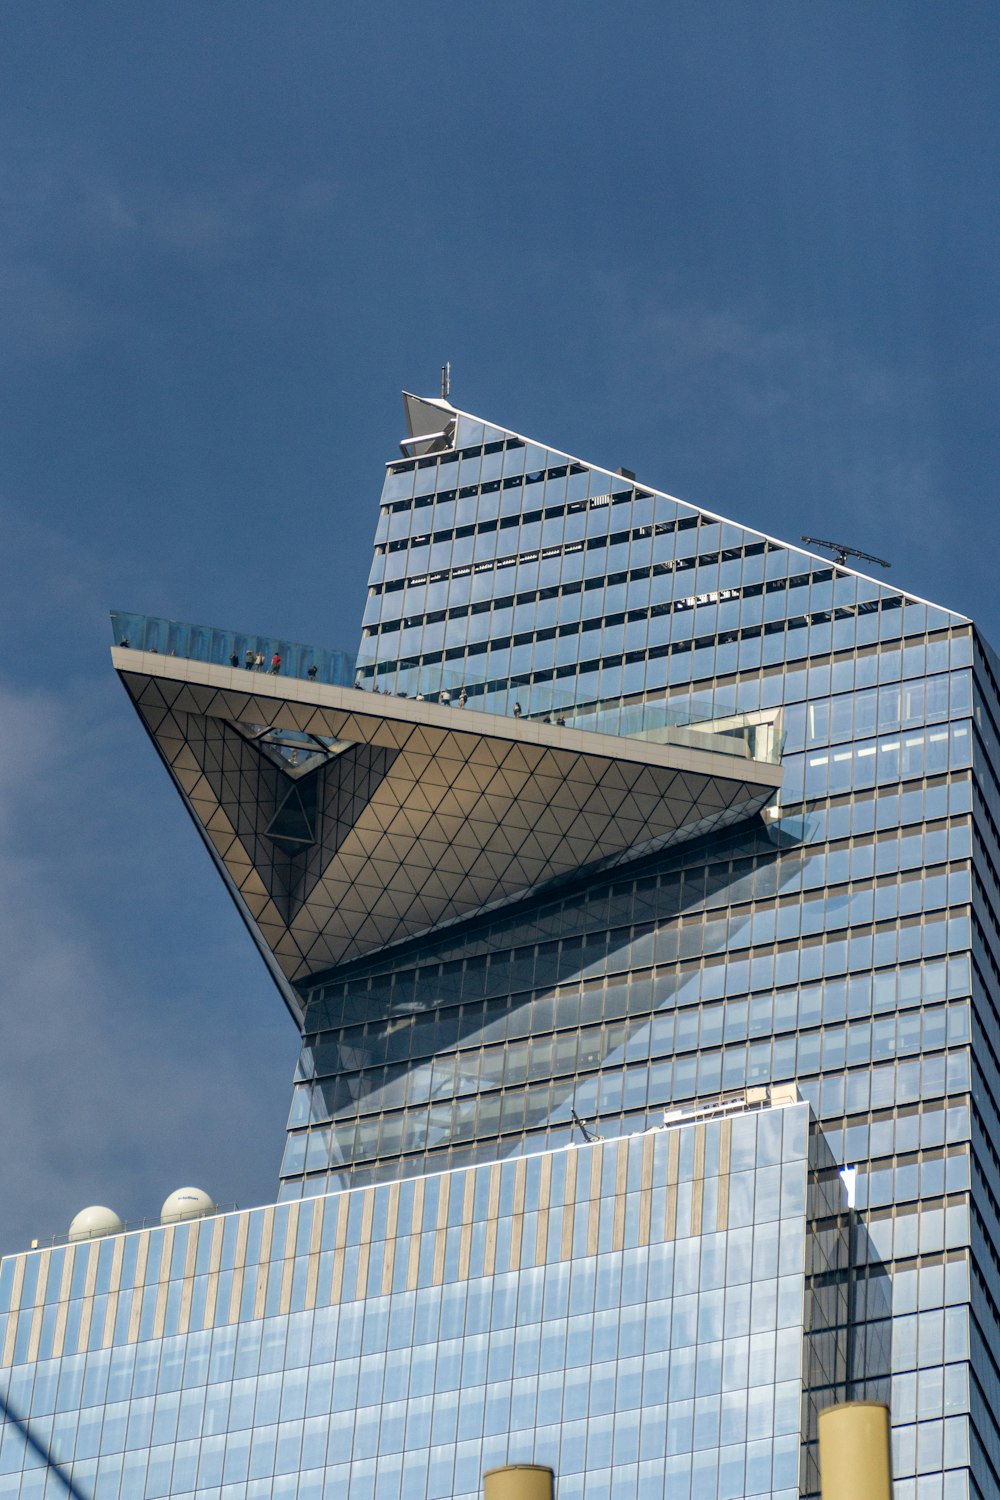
[302,405,983,1498]
[0,1106,855,1500]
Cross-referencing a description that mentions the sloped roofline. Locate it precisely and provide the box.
[394,392,970,625]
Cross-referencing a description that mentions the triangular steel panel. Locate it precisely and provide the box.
[116,658,781,982]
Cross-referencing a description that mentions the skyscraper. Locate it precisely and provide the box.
[0,388,983,1498]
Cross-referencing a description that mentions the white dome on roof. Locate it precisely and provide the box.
[160,1187,216,1224]
[68,1205,124,1242]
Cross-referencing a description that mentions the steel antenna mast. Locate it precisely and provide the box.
[570,1106,602,1144]
[801,535,891,569]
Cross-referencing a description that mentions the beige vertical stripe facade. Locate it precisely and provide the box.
[381,1184,400,1296]
[109,1234,125,1295]
[177,1222,201,1334]
[483,1165,501,1277]
[330,1194,351,1303]
[57,1247,75,1308]
[665,1130,680,1241]
[561,1150,578,1261]
[0,1117,773,1361]
[535,1153,552,1265]
[151,1227,174,1339]
[50,1250,73,1361]
[612,1140,629,1251]
[280,1203,301,1314]
[225,1215,249,1325]
[457,1170,476,1281]
[355,1192,375,1300]
[405,1179,425,1292]
[253,1209,275,1320]
[717,1119,732,1231]
[4,1258,28,1365]
[304,1198,326,1310]
[103,1237,125,1345]
[689,1126,706,1236]
[587,1144,603,1256]
[24,1253,50,1365]
[639,1133,656,1246]
[431,1175,450,1285]
[508,1159,527,1272]
[203,1215,226,1329]
[127,1235,150,1343]
[75,1242,101,1351]
[24,1304,44,1367]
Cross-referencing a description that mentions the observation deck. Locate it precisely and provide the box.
[112,614,783,1022]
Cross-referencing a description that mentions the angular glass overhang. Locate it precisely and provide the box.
[113,642,782,1018]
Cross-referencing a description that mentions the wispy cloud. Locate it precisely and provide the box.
[0,158,337,261]
[0,675,295,1255]
[0,262,100,362]
[0,156,338,365]
[570,270,948,549]
[638,300,926,420]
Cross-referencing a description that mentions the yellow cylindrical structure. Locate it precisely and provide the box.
[818,1401,891,1500]
[484,1464,554,1500]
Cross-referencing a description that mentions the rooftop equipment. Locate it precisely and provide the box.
[801,534,891,569]
[68,1205,124,1242]
[160,1187,217,1224]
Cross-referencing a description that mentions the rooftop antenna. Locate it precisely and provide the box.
[441,361,451,400]
[801,535,891,570]
[570,1106,602,1144]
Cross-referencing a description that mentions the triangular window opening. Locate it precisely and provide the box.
[265,781,318,856]
[234,720,354,778]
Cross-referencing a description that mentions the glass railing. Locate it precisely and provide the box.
[111,611,356,688]
[111,613,780,765]
[354,658,782,764]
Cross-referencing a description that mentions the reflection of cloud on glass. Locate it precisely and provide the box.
[840,1164,858,1207]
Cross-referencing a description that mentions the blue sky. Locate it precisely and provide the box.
[1,2,998,1253]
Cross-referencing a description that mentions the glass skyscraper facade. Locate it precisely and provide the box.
[0,387,991,1496]
[0,1100,862,1500]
